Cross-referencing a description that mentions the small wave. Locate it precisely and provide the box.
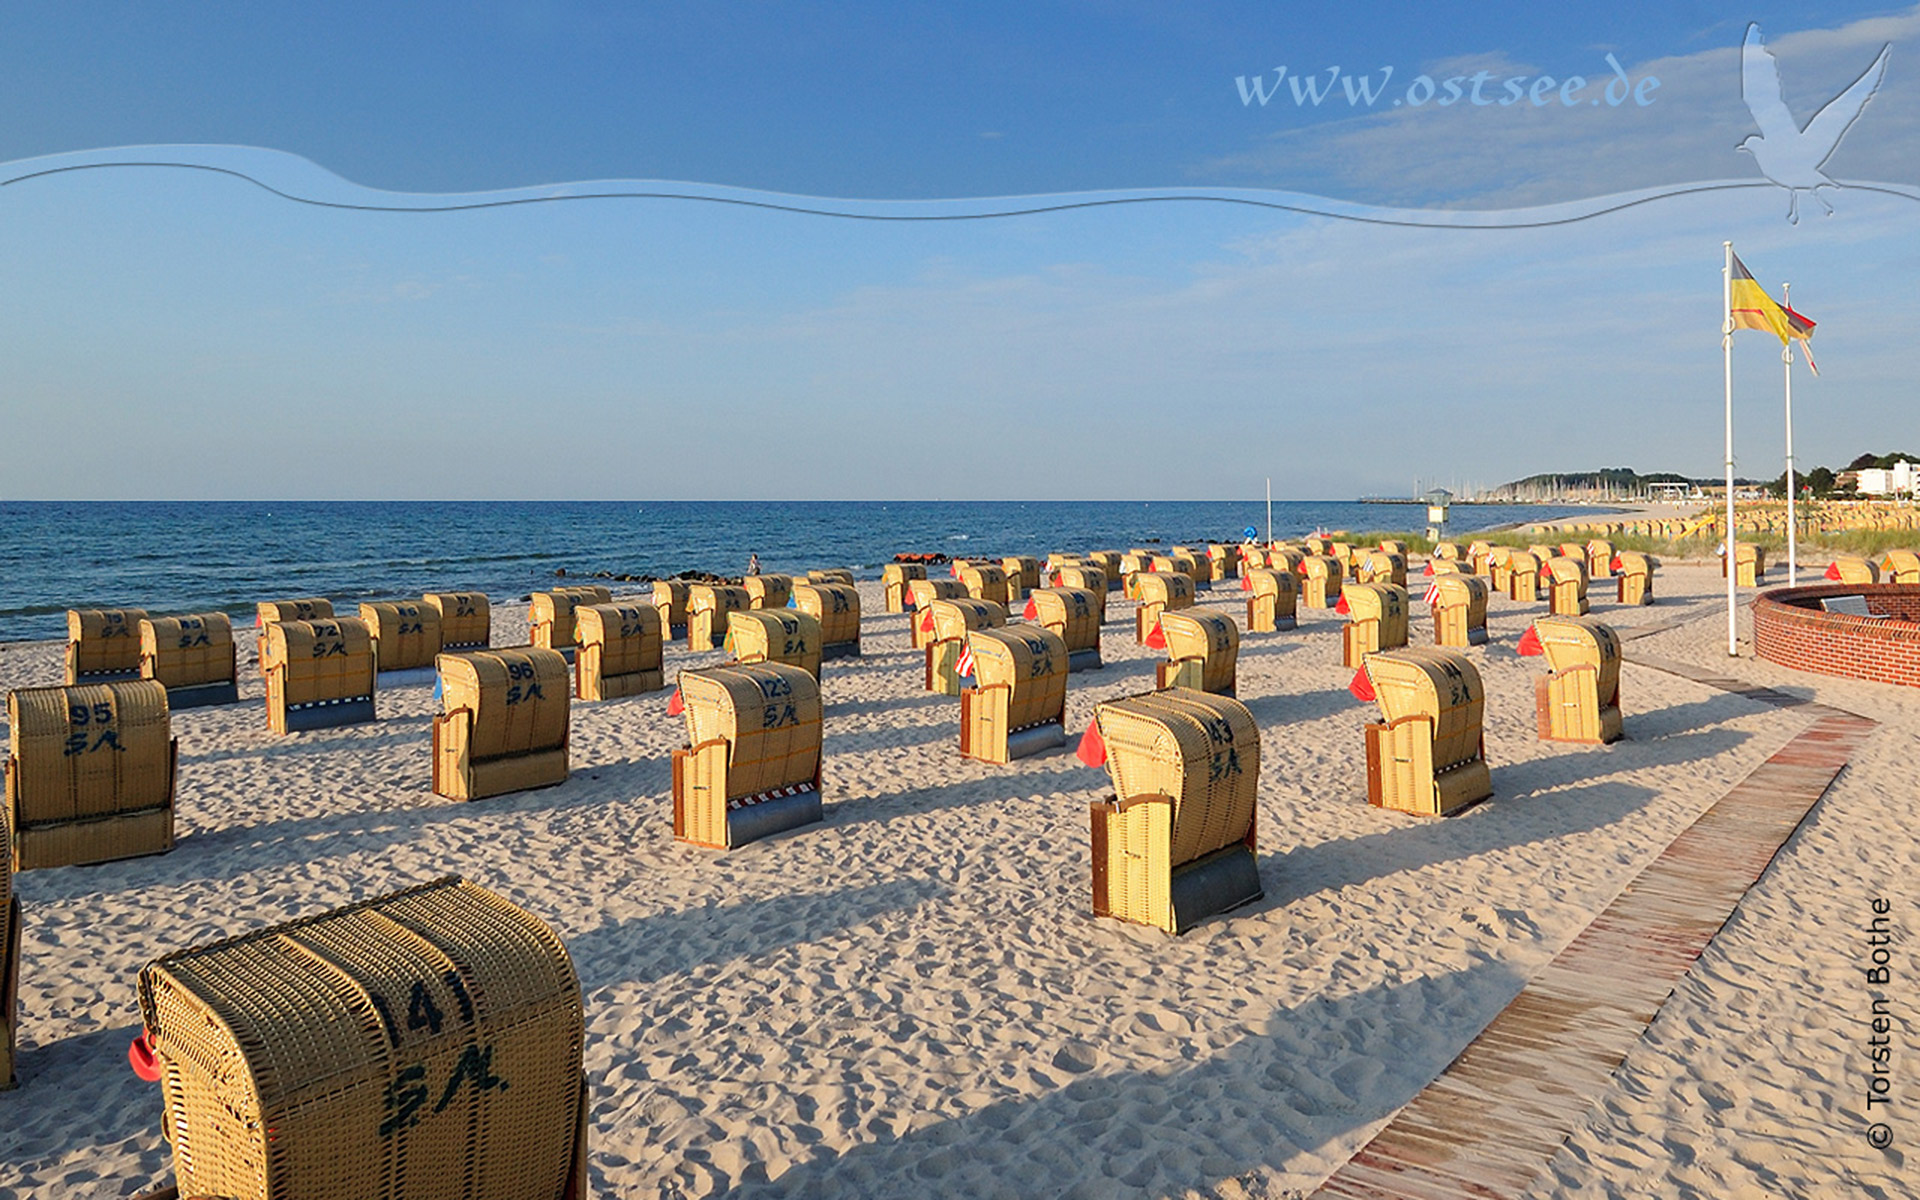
[948,534,969,541]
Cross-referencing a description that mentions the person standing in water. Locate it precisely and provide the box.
[747,553,760,576]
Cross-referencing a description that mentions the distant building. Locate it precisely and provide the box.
[1647,482,1696,501]
[1856,461,1920,497]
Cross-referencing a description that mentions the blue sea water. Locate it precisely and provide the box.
[0,500,1615,642]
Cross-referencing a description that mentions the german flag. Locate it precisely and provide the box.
[1730,252,1816,345]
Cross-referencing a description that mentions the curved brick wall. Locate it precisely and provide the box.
[1752,584,1920,688]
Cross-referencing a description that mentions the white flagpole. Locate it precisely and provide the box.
[1266,477,1273,545]
[1783,281,1798,586]
[1723,241,1737,657]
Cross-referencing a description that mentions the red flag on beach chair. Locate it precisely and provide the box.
[1145,621,1166,649]
[1611,556,1623,572]
[921,609,935,633]
[129,1033,160,1082]
[1348,667,1375,702]
[1024,597,1038,620]
[667,688,684,715]
[1422,561,1433,576]
[1825,562,1842,580]
[1239,574,1252,591]
[1076,715,1107,767]
[1517,626,1543,656]
[1335,594,1350,615]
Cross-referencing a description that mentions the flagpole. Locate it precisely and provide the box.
[1266,477,1272,545]
[1723,241,1737,657]
[1783,281,1797,586]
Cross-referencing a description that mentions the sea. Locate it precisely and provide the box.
[0,500,1616,642]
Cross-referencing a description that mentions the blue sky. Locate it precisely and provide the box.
[1,4,1916,498]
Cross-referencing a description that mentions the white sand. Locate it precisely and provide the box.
[0,562,1907,1198]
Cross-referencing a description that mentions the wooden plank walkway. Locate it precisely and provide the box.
[1311,665,1876,1199]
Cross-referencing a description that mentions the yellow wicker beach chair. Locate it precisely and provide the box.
[726,609,823,680]
[423,591,491,652]
[960,627,1068,763]
[261,618,376,734]
[924,598,1007,694]
[432,647,570,801]
[1545,556,1590,617]
[742,573,793,611]
[574,603,665,700]
[650,580,691,642]
[672,662,823,848]
[529,587,612,653]
[1362,648,1493,817]
[1532,616,1624,744]
[1157,610,1239,695]
[1027,586,1103,670]
[688,584,750,651]
[139,613,239,708]
[1614,551,1657,605]
[359,601,444,672]
[1087,689,1263,934]
[1133,572,1195,645]
[6,680,175,870]
[1340,583,1409,667]
[958,563,1012,607]
[1429,574,1489,647]
[793,582,861,659]
[882,563,927,613]
[65,607,147,685]
[906,578,969,649]
[137,878,588,1200]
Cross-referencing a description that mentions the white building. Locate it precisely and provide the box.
[1856,460,1920,496]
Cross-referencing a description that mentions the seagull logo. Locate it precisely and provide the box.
[1739,22,1890,223]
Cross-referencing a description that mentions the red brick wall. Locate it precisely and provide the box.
[1752,584,1920,688]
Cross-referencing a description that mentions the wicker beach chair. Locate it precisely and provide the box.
[6,680,176,869]
[882,563,927,613]
[136,878,587,1200]
[1361,648,1493,817]
[1532,616,1624,744]
[424,591,491,652]
[1133,572,1195,645]
[1026,587,1102,670]
[1545,556,1591,617]
[360,601,444,672]
[261,618,376,734]
[575,603,665,700]
[1085,689,1263,934]
[793,582,861,659]
[1340,583,1410,667]
[1430,574,1489,647]
[960,627,1068,763]
[139,613,240,708]
[1242,567,1297,633]
[672,662,823,848]
[433,647,571,800]
[65,608,147,685]
[1157,610,1239,695]
[726,609,823,680]
[924,598,1007,694]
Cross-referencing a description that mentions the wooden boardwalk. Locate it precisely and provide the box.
[1311,666,1875,1200]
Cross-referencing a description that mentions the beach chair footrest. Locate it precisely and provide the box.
[1067,647,1104,672]
[163,680,240,710]
[725,786,823,847]
[1169,844,1263,934]
[1005,722,1067,761]
[281,696,376,732]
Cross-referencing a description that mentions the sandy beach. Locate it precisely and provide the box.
[0,553,1911,1199]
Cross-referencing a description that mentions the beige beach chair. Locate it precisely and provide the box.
[137,878,588,1200]
[65,608,147,685]
[1087,689,1262,934]
[1133,571,1195,645]
[882,563,927,613]
[1359,550,1407,588]
[423,591,491,651]
[434,647,571,800]
[958,563,1012,607]
[1051,567,1109,622]
[672,662,823,848]
[1157,610,1239,695]
[139,613,240,708]
[261,618,376,734]
[1299,555,1342,609]
[924,597,1007,694]
[359,601,443,672]
[1000,557,1042,598]
[1506,551,1541,602]
[529,586,611,652]
[1027,587,1103,670]
[1883,550,1920,585]
[688,584,749,651]
[793,582,861,659]
[1613,551,1657,605]
[727,609,823,680]
[742,573,793,611]
[1244,567,1297,633]
[1545,556,1590,617]
[1362,648,1493,817]
[6,680,176,870]
[1430,574,1490,647]
[1341,583,1410,667]
[1722,542,1766,588]
[906,578,968,650]
[575,603,665,700]
[960,627,1068,763]
[1532,616,1624,745]
[650,580,691,642]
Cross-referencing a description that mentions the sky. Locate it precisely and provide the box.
[1,2,1916,499]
